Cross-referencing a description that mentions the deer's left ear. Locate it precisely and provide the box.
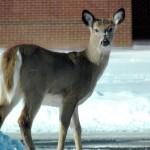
[113,8,125,25]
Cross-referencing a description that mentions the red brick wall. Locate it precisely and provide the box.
[0,0,132,50]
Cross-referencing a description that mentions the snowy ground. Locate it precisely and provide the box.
[0,47,150,149]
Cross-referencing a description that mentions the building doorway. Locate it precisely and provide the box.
[132,0,150,44]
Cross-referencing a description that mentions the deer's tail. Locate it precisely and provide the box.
[0,46,22,107]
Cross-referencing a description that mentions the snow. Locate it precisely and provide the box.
[0,48,150,137]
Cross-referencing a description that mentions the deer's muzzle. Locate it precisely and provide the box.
[101,38,110,47]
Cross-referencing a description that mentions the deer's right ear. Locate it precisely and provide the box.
[82,10,95,27]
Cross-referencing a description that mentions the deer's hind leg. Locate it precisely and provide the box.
[0,89,21,128]
[18,92,43,150]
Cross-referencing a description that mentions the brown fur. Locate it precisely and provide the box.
[1,44,41,91]
[1,46,18,91]
[19,44,38,55]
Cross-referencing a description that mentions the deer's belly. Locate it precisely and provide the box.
[42,94,63,107]
[42,91,93,107]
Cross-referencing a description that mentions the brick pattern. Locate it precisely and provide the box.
[0,0,132,49]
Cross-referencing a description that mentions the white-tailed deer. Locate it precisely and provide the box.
[0,8,125,150]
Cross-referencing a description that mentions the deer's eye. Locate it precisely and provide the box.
[94,29,99,33]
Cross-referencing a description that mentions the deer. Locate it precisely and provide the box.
[0,8,125,150]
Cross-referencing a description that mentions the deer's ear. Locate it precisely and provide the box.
[113,8,125,25]
[82,10,95,27]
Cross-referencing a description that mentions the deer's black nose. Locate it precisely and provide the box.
[101,39,110,47]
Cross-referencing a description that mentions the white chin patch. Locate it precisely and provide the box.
[101,45,111,54]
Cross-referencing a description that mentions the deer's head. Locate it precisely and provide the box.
[82,8,125,53]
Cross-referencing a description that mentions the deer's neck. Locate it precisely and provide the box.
[84,39,110,65]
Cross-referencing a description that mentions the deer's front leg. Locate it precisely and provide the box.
[57,96,77,150]
[70,107,82,150]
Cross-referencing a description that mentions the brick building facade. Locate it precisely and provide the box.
[0,0,132,50]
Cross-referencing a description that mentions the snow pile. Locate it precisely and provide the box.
[0,131,25,150]
[79,91,150,134]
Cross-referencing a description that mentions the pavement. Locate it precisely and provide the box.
[34,139,150,150]
[10,132,150,149]
[17,133,150,150]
